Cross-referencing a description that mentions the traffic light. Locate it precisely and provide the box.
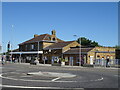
[7,41,10,52]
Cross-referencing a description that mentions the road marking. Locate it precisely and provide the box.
[51,77,60,81]
[0,74,2,77]
[0,84,84,89]
[0,73,103,83]
[90,77,103,82]
[0,84,60,89]
[9,72,20,74]
[114,75,120,77]
[20,76,33,77]
[97,77,103,81]
[0,74,75,83]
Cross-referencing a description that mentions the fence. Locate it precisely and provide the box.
[94,59,119,67]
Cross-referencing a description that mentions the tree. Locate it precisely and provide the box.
[0,45,1,51]
[91,41,99,47]
[114,45,120,49]
[77,37,100,47]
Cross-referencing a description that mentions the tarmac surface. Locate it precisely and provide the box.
[0,63,119,90]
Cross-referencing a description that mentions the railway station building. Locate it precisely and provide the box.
[11,30,115,66]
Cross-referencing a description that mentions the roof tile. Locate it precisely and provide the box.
[19,34,63,45]
[44,41,75,49]
[64,48,94,54]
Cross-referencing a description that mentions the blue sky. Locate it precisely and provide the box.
[2,2,118,52]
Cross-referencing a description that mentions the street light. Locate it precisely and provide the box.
[37,41,39,60]
[10,25,14,63]
[73,35,81,66]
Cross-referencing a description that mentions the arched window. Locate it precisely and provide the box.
[97,55,100,57]
[52,38,56,41]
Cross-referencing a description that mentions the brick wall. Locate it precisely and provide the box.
[87,47,115,64]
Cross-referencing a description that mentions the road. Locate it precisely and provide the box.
[0,63,119,90]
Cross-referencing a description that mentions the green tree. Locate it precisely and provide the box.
[77,37,100,47]
[114,45,120,49]
[91,41,99,47]
[0,44,1,51]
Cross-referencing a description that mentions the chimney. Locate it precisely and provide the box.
[51,30,56,36]
[51,30,57,41]
[34,34,39,38]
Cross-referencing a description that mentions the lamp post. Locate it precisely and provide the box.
[10,25,14,63]
[49,49,52,64]
[73,35,81,66]
[37,41,39,60]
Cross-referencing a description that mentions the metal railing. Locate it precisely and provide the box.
[94,59,119,67]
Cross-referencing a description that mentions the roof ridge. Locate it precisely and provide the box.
[39,33,50,36]
[56,41,75,43]
[19,33,63,45]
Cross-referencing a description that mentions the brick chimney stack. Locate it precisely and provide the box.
[51,30,57,41]
[34,34,39,38]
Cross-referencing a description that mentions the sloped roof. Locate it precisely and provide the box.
[44,41,75,50]
[19,34,63,45]
[64,48,94,54]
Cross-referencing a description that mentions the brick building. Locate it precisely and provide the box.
[11,30,115,66]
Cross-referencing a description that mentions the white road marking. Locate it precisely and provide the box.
[114,75,120,77]
[0,74,2,77]
[0,74,75,82]
[97,77,104,81]
[20,76,33,77]
[0,73,104,83]
[51,77,60,81]
[90,77,103,82]
[0,84,84,89]
[0,84,60,89]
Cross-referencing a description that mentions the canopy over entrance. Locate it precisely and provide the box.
[10,51,43,54]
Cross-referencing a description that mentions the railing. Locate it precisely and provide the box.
[94,59,119,68]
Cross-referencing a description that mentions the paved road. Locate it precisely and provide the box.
[0,63,119,90]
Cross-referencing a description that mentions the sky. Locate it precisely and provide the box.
[2,2,118,52]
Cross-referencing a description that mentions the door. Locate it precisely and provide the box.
[90,56,93,65]
[69,57,73,66]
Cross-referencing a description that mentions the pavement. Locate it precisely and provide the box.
[14,62,119,70]
[0,62,120,90]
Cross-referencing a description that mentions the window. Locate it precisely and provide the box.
[20,46,22,51]
[31,44,34,50]
[52,56,59,64]
[52,38,56,41]
[76,57,79,62]
[70,57,73,60]
[69,57,74,66]
[65,57,68,62]
[97,55,100,57]
[25,45,27,50]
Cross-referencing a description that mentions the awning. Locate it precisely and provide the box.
[9,51,43,54]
